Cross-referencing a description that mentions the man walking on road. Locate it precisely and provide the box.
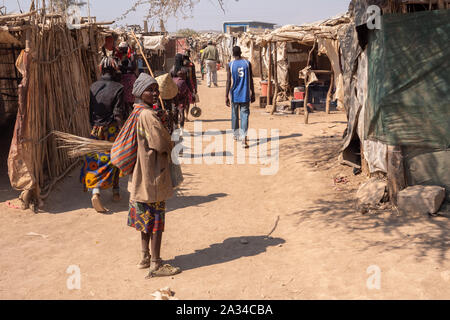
[201,40,220,88]
[226,46,255,149]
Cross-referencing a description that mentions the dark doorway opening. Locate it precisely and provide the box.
[0,121,19,203]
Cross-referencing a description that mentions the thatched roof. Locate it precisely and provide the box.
[0,30,21,45]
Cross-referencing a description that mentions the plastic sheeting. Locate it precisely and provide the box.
[366,10,450,149]
[341,22,362,155]
[142,35,167,51]
[8,50,35,191]
[356,51,388,173]
[341,21,388,174]
[317,38,345,108]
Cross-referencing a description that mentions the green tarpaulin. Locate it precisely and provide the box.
[366,10,450,149]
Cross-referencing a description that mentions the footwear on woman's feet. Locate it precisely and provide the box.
[91,194,107,213]
[146,258,181,278]
[137,252,151,269]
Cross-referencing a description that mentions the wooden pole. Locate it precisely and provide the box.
[270,41,278,115]
[131,31,165,110]
[267,42,272,107]
[303,41,316,124]
[0,11,36,21]
[259,45,263,80]
[303,84,310,124]
[326,72,334,114]
[87,0,91,23]
[387,145,407,206]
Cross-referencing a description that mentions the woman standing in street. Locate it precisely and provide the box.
[127,73,181,278]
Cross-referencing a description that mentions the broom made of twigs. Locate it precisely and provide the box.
[53,131,113,158]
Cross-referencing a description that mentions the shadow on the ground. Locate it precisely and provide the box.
[42,173,130,215]
[289,196,450,264]
[280,134,341,171]
[176,133,303,159]
[287,134,450,264]
[198,119,230,123]
[167,193,228,211]
[42,174,226,214]
[165,235,285,272]
[178,151,234,159]
[248,133,303,148]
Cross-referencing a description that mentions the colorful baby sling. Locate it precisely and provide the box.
[110,104,145,176]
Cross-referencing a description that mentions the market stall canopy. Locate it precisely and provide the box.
[142,35,168,51]
[257,14,351,46]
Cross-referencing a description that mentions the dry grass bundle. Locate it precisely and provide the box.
[7,14,107,200]
[26,24,99,197]
[53,131,113,158]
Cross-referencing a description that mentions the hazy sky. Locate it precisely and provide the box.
[3,0,350,32]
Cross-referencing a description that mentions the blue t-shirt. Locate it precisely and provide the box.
[229,59,251,103]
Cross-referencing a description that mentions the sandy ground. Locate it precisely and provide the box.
[1,70,450,300]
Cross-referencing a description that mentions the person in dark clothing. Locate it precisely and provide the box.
[173,68,191,132]
[226,46,255,149]
[183,50,198,121]
[81,56,125,213]
[172,53,185,75]
[89,73,125,128]
[183,50,197,93]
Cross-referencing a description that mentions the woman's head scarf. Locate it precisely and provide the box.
[132,72,158,98]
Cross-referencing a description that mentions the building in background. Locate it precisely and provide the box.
[223,21,277,34]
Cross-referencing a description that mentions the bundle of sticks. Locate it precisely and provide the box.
[54,130,184,189]
[53,131,113,158]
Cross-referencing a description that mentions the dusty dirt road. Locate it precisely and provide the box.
[1,70,450,300]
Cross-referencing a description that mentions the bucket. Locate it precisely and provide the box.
[294,86,305,100]
[261,81,268,97]
[260,80,274,97]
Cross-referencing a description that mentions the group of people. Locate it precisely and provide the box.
[80,34,255,279]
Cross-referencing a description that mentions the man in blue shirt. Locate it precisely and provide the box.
[226,46,256,148]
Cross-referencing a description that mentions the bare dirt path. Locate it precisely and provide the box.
[1,70,450,300]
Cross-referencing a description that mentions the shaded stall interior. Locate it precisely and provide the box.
[285,41,334,109]
[259,40,336,113]
[0,37,24,202]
